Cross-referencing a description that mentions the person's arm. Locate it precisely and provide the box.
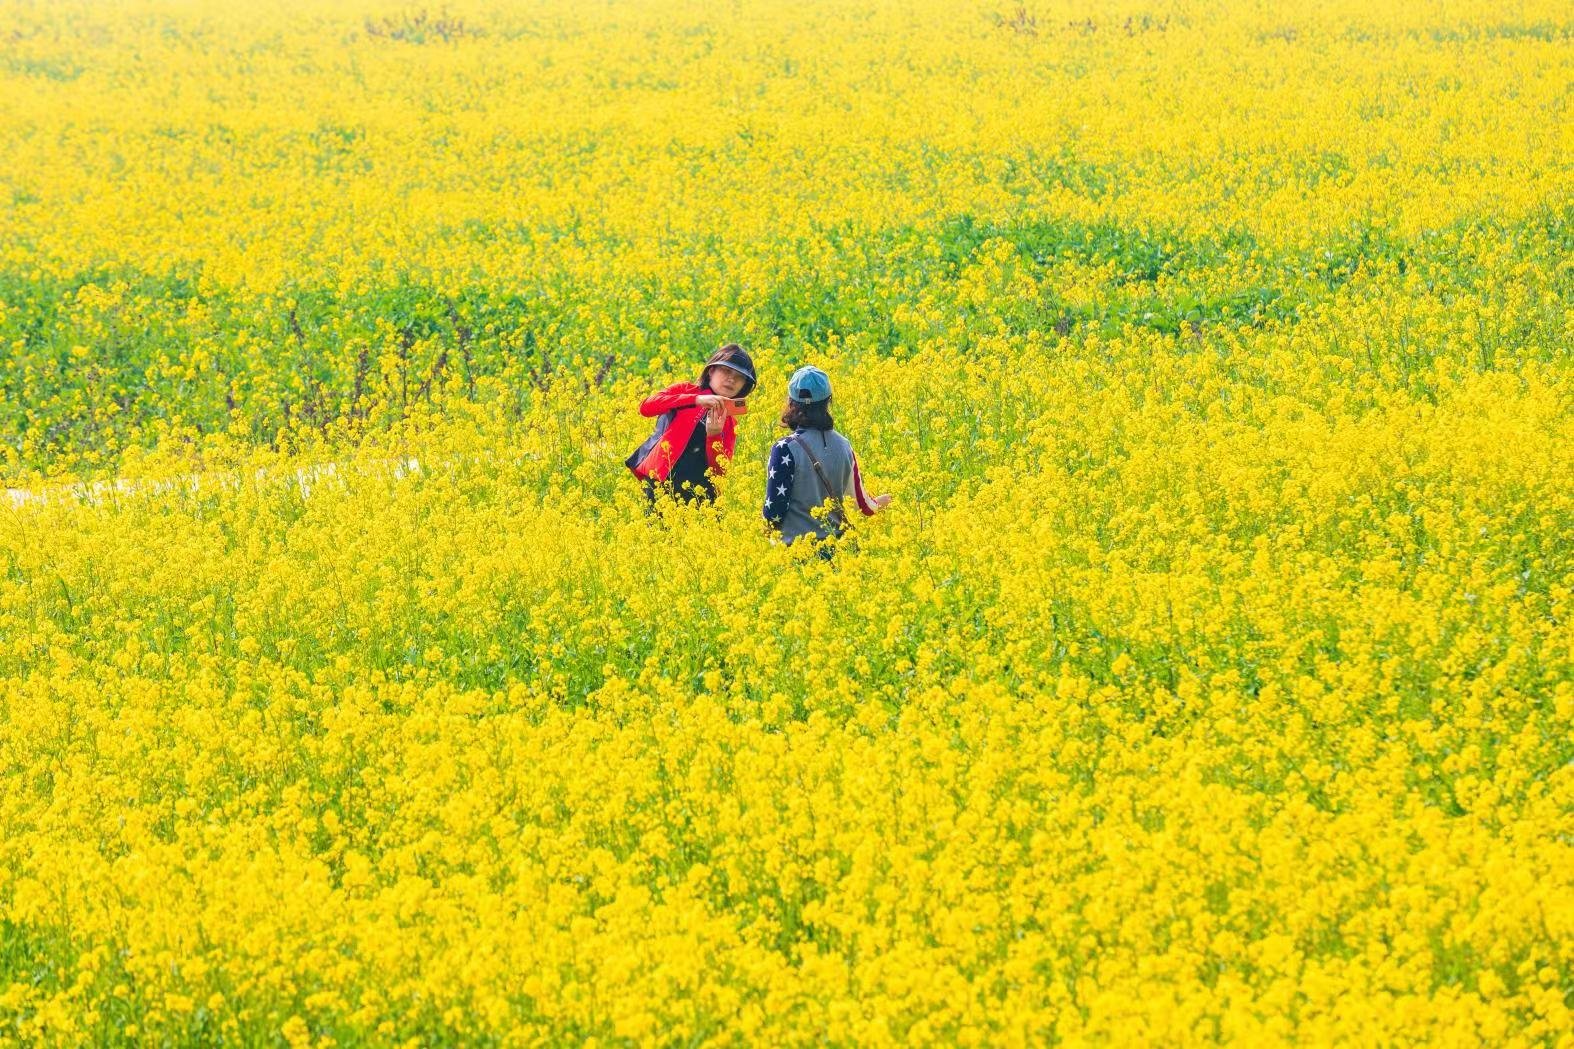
[763,438,798,529]
[640,384,715,418]
[850,450,891,515]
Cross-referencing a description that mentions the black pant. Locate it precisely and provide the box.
[642,476,716,507]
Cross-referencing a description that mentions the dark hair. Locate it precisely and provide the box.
[781,396,834,432]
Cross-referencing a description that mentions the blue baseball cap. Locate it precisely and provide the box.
[787,365,832,404]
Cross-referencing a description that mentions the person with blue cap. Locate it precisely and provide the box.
[763,365,892,548]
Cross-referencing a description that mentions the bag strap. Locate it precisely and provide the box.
[788,433,849,531]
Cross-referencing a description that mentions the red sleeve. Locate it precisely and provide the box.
[640,383,701,417]
[851,450,879,516]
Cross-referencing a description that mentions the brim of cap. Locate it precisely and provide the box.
[711,361,755,380]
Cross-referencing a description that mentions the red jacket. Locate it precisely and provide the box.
[629,383,739,482]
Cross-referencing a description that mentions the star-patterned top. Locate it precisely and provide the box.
[762,438,797,527]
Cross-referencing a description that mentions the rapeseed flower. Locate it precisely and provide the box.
[1,0,1571,1044]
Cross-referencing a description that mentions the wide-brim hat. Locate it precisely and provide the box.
[701,344,756,397]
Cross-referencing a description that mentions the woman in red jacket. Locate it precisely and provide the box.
[626,344,757,505]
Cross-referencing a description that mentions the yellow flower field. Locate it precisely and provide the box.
[2,0,1571,1044]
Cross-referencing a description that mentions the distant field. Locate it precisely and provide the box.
[1,0,1571,1045]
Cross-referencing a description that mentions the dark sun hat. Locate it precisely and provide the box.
[700,344,757,397]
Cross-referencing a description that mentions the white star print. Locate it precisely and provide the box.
[776,485,787,495]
